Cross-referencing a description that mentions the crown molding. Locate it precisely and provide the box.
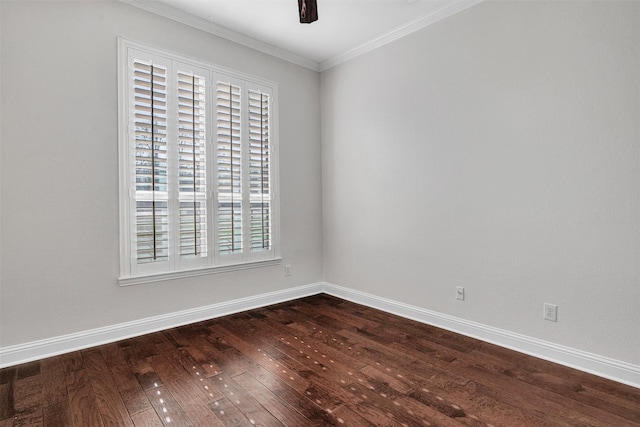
[119,0,321,72]
[319,0,484,71]
[120,0,483,73]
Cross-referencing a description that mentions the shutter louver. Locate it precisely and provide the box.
[216,82,243,255]
[248,90,271,252]
[121,42,279,279]
[133,61,169,264]
[177,71,207,258]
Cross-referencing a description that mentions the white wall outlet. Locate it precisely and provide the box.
[456,286,465,301]
[284,264,291,276]
[544,303,557,322]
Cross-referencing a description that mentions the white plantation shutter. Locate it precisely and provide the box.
[119,40,279,281]
[133,60,169,264]
[215,80,243,255]
[177,70,207,259]
[248,89,271,253]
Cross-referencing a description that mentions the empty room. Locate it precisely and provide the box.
[1,0,639,425]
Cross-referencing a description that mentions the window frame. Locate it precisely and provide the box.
[117,38,281,286]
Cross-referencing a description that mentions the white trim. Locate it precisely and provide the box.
[120,38,282,88]
[1,281,638,389]
[118,38,281,281]
[119,0,483,72]
[118,257,283,286]
[117,38,131,278]
[320,282,640,389]
[119,0,320,72]
[0,283,324,369]
[319,0,483,71]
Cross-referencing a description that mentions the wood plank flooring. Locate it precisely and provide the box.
[1,294,639,426]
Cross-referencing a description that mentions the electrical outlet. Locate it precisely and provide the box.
[543,303,557,322]
[284,265,291,276]
[456,286,465,301]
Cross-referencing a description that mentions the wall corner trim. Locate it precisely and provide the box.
[320,282,640,389]
[1,281,638,389]
[318,0,484,71]
[119,0,321,72]
[0,283,324,368]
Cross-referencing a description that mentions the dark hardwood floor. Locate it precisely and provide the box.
[1,294,639,426]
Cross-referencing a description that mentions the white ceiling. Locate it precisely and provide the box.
[125,0,482,71]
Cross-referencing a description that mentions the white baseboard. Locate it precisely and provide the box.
[1,281,638,389]
[321,282,640,389]
[0,282,324,368]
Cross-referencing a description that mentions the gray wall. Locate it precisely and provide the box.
[2,0,639,371]
[0,0,323,347]
[321,1,640,365]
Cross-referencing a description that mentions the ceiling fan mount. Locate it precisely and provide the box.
[298,0,318,24]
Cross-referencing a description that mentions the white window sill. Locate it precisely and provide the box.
[118,258,282,287]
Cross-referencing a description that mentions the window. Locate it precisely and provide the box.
[118,40,280,285]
